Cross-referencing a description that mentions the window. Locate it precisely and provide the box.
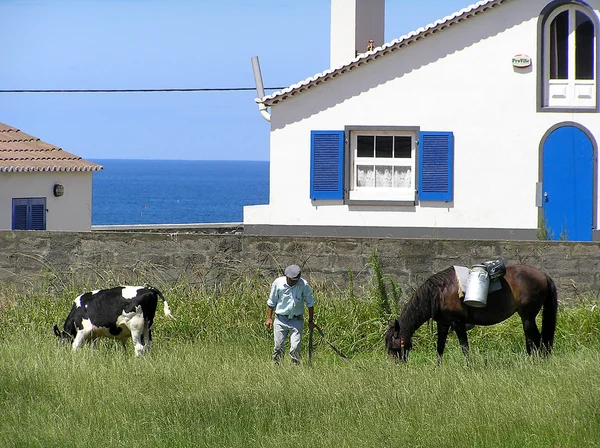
[310,129,453,203]
[350,131,416,201]
[543,4,596,109]
[12,198,46,230]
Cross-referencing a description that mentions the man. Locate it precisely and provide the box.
[265,264,315,365]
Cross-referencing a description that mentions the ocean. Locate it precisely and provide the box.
[91,159,269,225]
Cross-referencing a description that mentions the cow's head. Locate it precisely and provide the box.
[53,324,74,342]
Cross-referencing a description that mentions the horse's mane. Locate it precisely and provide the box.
[397,266,456,337]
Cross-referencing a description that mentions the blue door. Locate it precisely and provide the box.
[542,126,594,241]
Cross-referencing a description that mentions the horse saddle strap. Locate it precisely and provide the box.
[482,259,506,281]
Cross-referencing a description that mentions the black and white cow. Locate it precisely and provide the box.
[53,285,173,356]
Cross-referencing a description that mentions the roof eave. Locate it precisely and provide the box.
[0,166,103,173]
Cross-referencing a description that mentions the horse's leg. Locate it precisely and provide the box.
[520,317,541,355]
[453,323,470,364]
[436,324,450,365]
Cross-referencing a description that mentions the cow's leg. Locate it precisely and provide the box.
[73,319,95,351]
[142,322,152,352]
[127,316,146,356]
[131,329,144,356]
[72,328,92,351]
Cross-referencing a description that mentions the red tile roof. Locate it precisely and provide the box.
[0,122,103,172]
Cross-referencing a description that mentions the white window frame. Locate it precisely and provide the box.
[349,130,416,202]
[543,4,596,109]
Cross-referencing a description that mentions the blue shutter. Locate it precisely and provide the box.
[30,198,46,230]
[310,130,344,200]
[418,131,454,202]
[12,199,28,230]
[12,198,46,230]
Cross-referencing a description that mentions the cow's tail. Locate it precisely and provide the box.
[147,285,174,319]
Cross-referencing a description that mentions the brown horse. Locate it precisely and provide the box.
[385,265,558,362]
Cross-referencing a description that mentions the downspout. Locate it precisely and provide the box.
[251,56,271,122]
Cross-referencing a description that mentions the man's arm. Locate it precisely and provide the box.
[266,280,278,329]
[266,305,275,329]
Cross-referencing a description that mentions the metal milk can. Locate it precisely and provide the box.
[463,264,490,308]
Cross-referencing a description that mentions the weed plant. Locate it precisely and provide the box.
[0,265,599,447]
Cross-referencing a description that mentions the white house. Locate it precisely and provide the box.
[0,122,102,231]
[245,0,600,241]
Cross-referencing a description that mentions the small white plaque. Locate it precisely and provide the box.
[512,54,532,68]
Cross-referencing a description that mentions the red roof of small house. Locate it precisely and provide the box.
[0,122,103,173]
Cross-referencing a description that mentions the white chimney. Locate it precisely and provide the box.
[330,0,385,69]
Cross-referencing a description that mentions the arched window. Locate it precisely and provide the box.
[542,3,597,109]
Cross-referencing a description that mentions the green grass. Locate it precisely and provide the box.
[1,270,600,447]
[1,336,599,447]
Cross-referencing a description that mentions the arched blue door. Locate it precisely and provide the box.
[542,126,594,241]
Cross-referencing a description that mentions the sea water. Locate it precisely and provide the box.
[91,159,269,225]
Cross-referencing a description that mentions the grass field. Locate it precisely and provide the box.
[1,267,599,447]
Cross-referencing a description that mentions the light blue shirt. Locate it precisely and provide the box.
[267,276,315,318]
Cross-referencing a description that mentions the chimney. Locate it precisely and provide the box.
[330,0,385,69]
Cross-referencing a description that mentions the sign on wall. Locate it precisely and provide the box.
[512,54,532,68]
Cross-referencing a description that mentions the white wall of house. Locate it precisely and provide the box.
[0,171,93,231]
[245,0,600,234]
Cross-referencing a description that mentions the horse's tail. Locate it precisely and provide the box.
[541,274,558,354]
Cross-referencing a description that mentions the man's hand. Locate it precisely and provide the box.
[308,319,315,330]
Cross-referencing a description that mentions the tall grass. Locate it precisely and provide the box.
[1,335,599,447]
[1,263,600,447]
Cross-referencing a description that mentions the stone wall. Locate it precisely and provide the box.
[1,229,599,301]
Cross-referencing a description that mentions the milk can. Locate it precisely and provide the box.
[463,264,490,308]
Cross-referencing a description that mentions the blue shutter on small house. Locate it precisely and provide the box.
[310,130,344,200]
[12,199,28,230]
[30,198,46,230]
[418,131,454,202]
[12,198,46,230]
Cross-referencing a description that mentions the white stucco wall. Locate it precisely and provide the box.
[245,0,600,233]
[0,171,94,231]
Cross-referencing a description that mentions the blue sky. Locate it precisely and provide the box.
[0,0,473,161]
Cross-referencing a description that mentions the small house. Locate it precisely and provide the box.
[0,122,102,231]
[245,0,600,241]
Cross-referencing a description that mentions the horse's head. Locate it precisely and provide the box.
[385,320,412,362]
